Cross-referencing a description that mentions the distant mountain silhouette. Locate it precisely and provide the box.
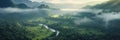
[16,3,29,8]
[38,4,50,9]
[0,0,15,8]
[93,0,120,12]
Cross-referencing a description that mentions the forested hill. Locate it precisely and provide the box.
[0,0,15,8]
[93,0,120,12]
[1,0,120,40]
[0,0,29,8]
[38,4,50,9]
[16,3,29,8]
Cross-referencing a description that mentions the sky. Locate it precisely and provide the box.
[30,0,108,4]
[30,0,109,9]
[12,0,109,8]
[30,0,109,5]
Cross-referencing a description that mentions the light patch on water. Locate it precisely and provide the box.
[56,31,60,36]
[43,25,49,29]
[39,24,44,26]
[49,28,56,32]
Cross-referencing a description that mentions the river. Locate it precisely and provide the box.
[39,24,60,36]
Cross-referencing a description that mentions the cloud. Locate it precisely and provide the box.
[30,0,109,8]
[0,7,71,14]
[0,7,39,13]
[74,17,93,25]
[0,7,120,28]
[95,12,120,27]
[96,12,120,22]
[30,0,108,4]
[1,7,119,23]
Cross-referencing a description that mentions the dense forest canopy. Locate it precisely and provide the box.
[0,0,120,40]
[0,0,14,8]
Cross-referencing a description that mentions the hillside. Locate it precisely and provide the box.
[1,0,120,40]
[93,0,120,12]
[16,3,29,8]
[0,0,14,8]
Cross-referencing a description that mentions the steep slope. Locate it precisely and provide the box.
[93,0,120,12]
[38,4,50,9]
[0,0,15,8]
[16,3,29,8]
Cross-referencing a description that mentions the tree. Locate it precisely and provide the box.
[0,0,15,8]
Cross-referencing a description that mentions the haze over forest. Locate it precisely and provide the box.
[0,0,120,40]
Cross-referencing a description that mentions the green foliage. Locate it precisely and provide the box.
[0,20,29,40]
[25,25,53,40]
[0,0,120,39]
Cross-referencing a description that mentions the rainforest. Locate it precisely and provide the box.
[0,0,120,40]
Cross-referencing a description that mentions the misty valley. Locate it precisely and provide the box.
[0,0,120,40]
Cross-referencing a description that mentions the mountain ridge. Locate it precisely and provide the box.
[93,0,120,12]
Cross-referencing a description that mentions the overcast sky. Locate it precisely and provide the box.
[30,0,109,4]
[12,0,109,8]
[30,0,109,8]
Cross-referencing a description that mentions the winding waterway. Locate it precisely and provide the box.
[39,24,60,36]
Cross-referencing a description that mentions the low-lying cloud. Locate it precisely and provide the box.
[0,7,39,13]
[74,17,93,25]
[0,7,120,28]
[96,12,120,22]
[96,12,120,27]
